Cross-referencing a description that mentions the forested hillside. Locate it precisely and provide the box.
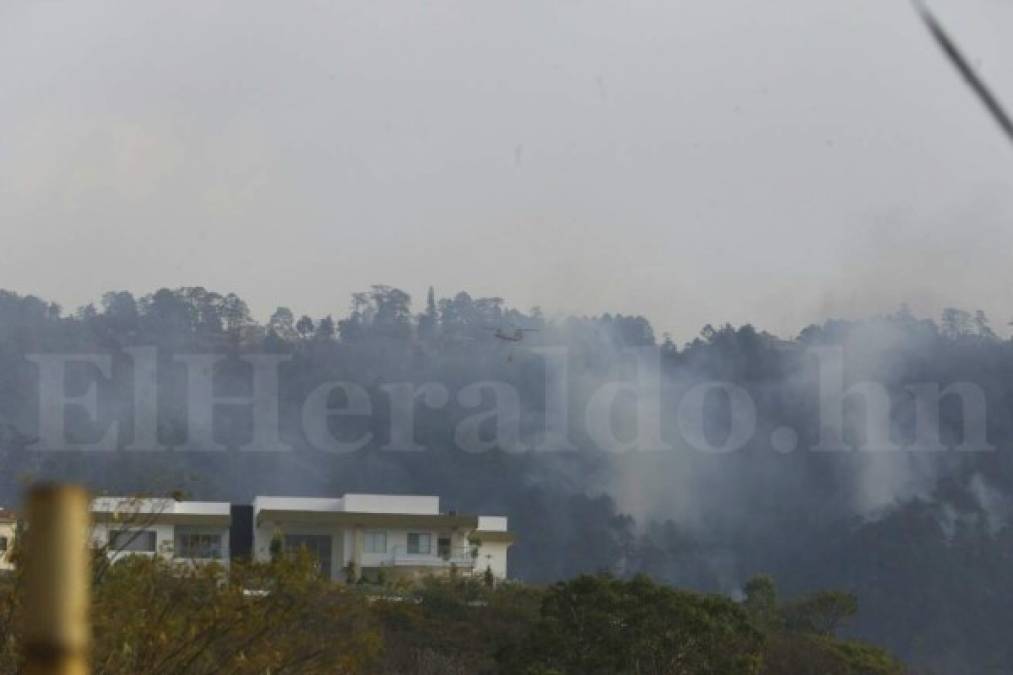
[0,285,1010,672]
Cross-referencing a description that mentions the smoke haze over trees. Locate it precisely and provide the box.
[0,284,1011,672]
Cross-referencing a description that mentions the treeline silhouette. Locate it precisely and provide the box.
[0,285,1011,673]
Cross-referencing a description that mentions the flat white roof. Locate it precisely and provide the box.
[343,494,440,515]
[252,494,441,516]
[253,496,344,513]
[91,497,230,516]
[477,516,509,532]
[88,495,509,530]
[252,494,509,529]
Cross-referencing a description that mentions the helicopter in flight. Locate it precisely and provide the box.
[485,325,539,342]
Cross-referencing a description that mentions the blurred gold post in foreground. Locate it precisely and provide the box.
[23,484,90,675]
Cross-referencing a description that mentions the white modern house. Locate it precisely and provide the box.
[90,497,232,565]
[252,494,514,582]
[83,492,514,579]
[2,493,514,583]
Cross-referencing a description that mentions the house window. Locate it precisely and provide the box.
[0,536,7,552]
[284,534,332,579]
[109,530,157,552]
[364,530,387,554]
[407,532,432,555]
[175,531,223,560]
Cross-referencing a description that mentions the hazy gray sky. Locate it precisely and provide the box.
[1,0,1011,341]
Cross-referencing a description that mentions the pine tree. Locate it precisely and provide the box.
[418,286,439,341]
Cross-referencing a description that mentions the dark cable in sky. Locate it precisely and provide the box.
[913,0,1013,147]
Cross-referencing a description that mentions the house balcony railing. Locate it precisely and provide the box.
[383,545,476,569]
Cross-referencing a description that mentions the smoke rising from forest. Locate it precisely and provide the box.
[0,284,1011,672]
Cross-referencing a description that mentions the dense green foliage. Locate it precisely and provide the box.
[0,543,380,674]
[0,552,904,674]
[501,574,765,675]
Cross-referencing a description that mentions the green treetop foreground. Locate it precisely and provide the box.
[0,549,905,675]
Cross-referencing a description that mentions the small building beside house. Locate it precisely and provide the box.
[90,497,232,564]
[0,509,16,572]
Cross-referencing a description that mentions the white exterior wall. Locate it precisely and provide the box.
[91,497,229,517]
[253,494,440,516]
[253,522,469,579]
[473,516,511,580]
[0,521,16,572]
[342,494,440,515]
[90,498,231,565]
[91,520,176,561]
[363,527,426,564]
[92,521,231,563]
[477,516,508,532]
[255,521,492,578]
[252,494,512,581]
[254,497,343,513]
[472,540,510,580]
[358,527,471,566]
